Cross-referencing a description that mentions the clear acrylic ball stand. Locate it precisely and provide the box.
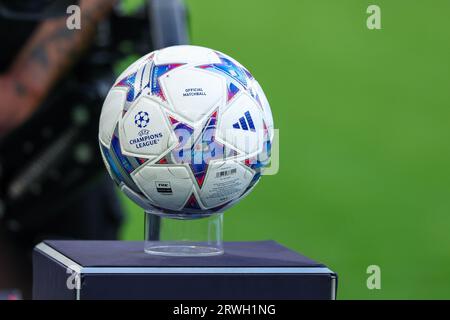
[144,210,224,257]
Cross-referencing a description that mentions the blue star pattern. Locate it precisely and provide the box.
[134,111,150,128]
[116,72,138,102]
[198,53,247,87]
[197,52,262,105]
[115,53,155,104]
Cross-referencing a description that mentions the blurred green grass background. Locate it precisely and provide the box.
[120,0,450,299]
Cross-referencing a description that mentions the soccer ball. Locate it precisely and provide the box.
[98,45,274,217]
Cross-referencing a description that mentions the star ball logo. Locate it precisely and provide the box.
[135,111,150,128]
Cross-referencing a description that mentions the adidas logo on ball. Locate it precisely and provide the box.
[232,111,255,132]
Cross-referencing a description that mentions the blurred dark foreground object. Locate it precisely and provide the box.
[0,0,189,299]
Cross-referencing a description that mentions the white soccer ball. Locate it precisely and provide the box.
[99,45,274,217]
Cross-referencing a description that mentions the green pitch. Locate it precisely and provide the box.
[120,0,450,299]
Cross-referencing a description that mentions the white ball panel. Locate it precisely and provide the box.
[99,142,114,178]
[119,96,177,158]
[217,93,265,155]
[160,67,226,123]
[132,165,194,211]
[99,88,126,147]
[154,45,220,65]
[253,80,274,138]
[199,160,254,208]
[120,183,155,212]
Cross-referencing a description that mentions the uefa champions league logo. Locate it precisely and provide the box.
[134,111,150,128]
[130,111,163,149]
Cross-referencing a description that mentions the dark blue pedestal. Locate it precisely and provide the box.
[33,240,337,300]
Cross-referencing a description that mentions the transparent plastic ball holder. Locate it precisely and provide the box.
[144,209,224,257]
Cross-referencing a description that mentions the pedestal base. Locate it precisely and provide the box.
[33,240,337,300]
